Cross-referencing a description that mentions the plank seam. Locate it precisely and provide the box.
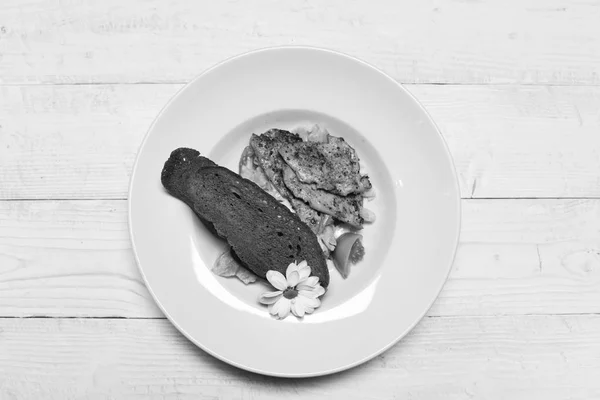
[0,82,599,87]
[1,313,598,320]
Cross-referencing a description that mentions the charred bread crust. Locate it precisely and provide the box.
[161,148,217,200]
[161,149,329,287]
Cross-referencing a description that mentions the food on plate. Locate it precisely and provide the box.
[332,232,365,279]
[278,136,372,196]
[282,165,363,228]
[213,249,258,285]
[248,129,302,204]
[259,260,326,319]
[240,125,375,279]
[161,147,330,287]
[160,124,374,320]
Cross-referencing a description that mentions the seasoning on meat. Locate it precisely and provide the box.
[278,136,372,196]
[250,129,323,233]
[282,165,364,228]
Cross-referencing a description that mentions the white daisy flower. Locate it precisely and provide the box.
[258,260,326,319]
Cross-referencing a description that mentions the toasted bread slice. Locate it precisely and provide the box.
[161,148,217,202]
[161,148,329,287]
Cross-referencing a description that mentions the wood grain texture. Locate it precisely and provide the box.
[1,199,599,318]
[1,84,599,200]
[0,316,598,399]
[0,0,599,85]
[1,0,599,394]
[0,84,169,200]
[0,200,160,318]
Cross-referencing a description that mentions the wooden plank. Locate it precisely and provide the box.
[0,200,161,318]
[431,198,600,317]
[0,84,170,200]
[414,85,600,199]
[0,0,598,85]
[1,199,599,318]
[1,84,599,200]
[0,316,598,399]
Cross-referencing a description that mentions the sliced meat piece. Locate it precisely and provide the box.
[239,145,295,212]
[290,198,321,233]
[282,165,364,228]
[249,129,302,200]
[250,129,323,232]
[278,136,372,196]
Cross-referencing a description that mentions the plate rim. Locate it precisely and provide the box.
[128,45,462,377]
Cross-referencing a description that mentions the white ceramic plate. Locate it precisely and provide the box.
[129,47,460,377]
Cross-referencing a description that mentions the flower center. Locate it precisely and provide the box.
[283,287,298,299]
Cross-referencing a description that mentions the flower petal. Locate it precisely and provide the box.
[296,276,319,291]
[297,260,308,270]
[295,295,319,313]
[286,268,300,287]
[269,298,285,316]
[266,270,288,291]
[297,261,311,281]
[298,289,319,299]
[298,294,321,309]
[313,285,326,298]
[291,300,306,317]
[286,262,298,275]
[277,298,291,319]
[259,291,282,305]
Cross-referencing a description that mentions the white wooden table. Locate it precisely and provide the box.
[1,1,599,398]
